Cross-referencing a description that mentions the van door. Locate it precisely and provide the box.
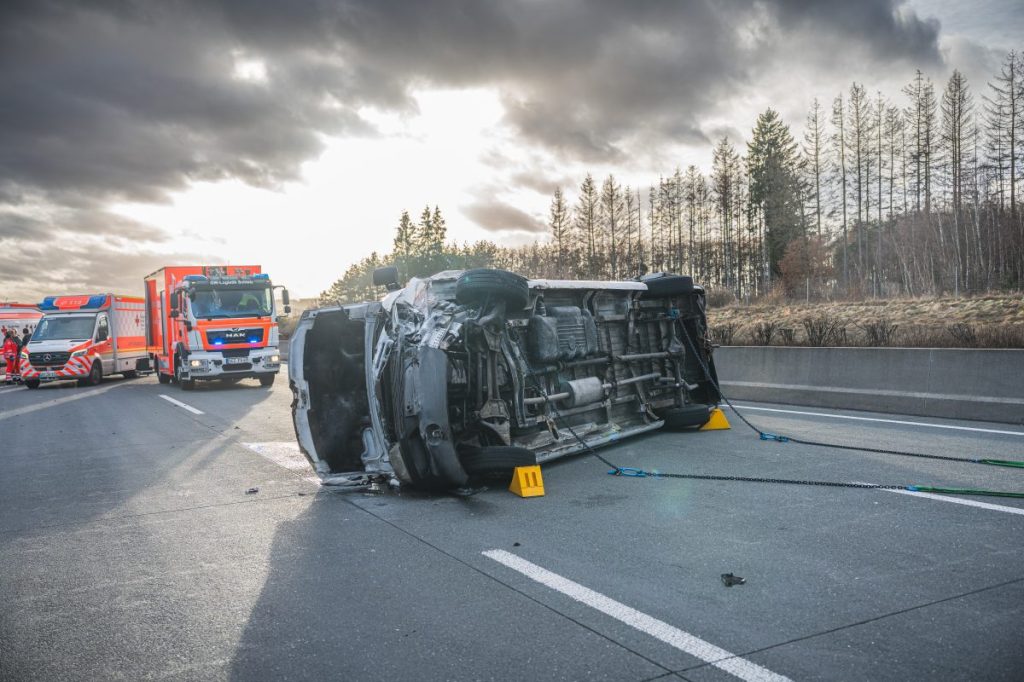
[95,314,110,373]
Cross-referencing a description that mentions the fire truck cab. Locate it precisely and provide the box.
[21,294,148,389]
[146,265,289,390]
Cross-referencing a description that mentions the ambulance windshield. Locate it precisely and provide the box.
[190,285,272,320]
[32,314,97,341]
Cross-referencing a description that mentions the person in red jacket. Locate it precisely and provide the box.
[3,331,20,385]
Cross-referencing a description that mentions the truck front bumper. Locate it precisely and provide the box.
[183,348,281,380]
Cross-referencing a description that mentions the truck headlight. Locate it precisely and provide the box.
[20,351,28,360]
[190,359,204,368]
[269,354,280,363]
[70,349,88,358]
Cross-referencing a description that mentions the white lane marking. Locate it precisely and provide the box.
[0,382,126,421]
[883,488,1024,516]
[158,394,204,414]
[720,380,1024,406]
[725,404,1024,437]
[482,550,791,682]
[243,441,320,484]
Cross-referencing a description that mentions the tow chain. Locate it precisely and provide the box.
[524,316,1024,500]
[676,321,1024,470]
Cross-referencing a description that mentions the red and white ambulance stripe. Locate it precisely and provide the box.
[21,354,94,380]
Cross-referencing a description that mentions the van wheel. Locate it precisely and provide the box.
[259,375,275,387]
[25,379,40,389]
[459,446,536,479]
[78,361,102,387]
[455,269,530,309]
[656,404,711,430]
[175,358,196,391]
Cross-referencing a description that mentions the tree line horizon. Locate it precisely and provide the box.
[321,51,1024,305]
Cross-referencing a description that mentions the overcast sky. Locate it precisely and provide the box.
[1,0,1021,301]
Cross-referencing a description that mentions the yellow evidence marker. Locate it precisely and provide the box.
[509,465,545,498]
[700,407,731,431]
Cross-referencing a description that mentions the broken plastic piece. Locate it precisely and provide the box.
[759,432,789,443]
[721,573,746,587]
[245,487,259,494]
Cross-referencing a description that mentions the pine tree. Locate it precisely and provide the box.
[549,187,570,273]
[803,98,827,238]
[747,109,803,281]
[600,175,626,278]
[574,174,599,277]
[831,93,850,286]
[392,210,418,280]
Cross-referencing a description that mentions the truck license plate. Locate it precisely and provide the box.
[42,371,56,379]
[225,357,247,365]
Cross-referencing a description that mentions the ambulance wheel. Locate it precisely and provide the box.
[25,379,40,389]
[157,359,171,385]
[175,358,196,391]
[259,375,276,387]
[79,362,102,387]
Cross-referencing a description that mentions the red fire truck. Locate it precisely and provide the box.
[145,265,289,389]
[21,294,148,389]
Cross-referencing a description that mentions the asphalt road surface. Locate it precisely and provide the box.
[2,370,1022,681]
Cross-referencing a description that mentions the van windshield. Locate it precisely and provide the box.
[189,285,272,320]
[31,315,97,341]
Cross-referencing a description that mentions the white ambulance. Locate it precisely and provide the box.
[21,294,149,388]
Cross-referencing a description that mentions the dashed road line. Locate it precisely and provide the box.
[158,394,204,414]
[0,382,127,421]
[482,550,791,682]
[726,404,1024,437]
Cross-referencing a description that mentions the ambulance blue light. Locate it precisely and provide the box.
[183,275,208,283]
[213,340,224,346]
[85,295,107,309]
[38,296,58,311]
[248,337,260,344]
[252,273,270,280]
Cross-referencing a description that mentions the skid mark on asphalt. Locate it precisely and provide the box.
[483,550,791,682]
[243,441,320,484]
[0,382,127,421]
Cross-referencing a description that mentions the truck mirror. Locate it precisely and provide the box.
[284,305,292,315]
[281,289,290,305]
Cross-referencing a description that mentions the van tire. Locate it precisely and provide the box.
[455,269,530,310]
[459,445,536,479]
[657,404,711,430]
[25,379,40,389]
[259,375,275,387]
[78,361,102,388]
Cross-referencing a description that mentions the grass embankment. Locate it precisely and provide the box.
[707,294,1024,348]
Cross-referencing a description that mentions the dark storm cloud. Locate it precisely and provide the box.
[462,199,546,234]
[2,0,942,200]
[0,240,219,301]
[0,0,942,269]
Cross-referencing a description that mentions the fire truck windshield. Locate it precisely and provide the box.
[32,314,97,341]
[189,285,272,320]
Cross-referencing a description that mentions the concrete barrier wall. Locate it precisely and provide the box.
[714,346,1024,425]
